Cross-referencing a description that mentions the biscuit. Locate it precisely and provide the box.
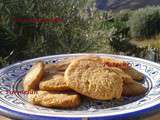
[122,81,146,96]
[123,68,143,81]
[23,62,44,91]
[44,64,58,75]
[39,73,69,91]
[110,67,134,84]
[44,58,73,74]
[28,91,81,108]
[101,57,143,81]
[65,59,123,100]
[66,55,133,84]
[101,57,129,69]
[75,55,101,61]
[56,57,75,71]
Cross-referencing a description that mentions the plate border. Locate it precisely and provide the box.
[0,100,160,120]
[0,53,160,119]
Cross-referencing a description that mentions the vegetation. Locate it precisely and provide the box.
[131,35,160,48]
[1,1,160,68]
[0,0,96,67]
[129,6,160,38]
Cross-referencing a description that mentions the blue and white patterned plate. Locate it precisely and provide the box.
[0,53,160,120]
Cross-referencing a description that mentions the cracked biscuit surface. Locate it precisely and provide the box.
[65,58,123,100]
[110,67,134,84]
[39,73,69,91]
[28,90,81,108]
[40,60,71,91]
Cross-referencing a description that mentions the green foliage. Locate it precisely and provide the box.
[129,6,160,38]
[0,51,13,68]
[101,10,134,53]
[0,57,8,68]
[0,0,96,66]
[1,1,160,68]
[103,19,127,30]
[114,9,132,21]
[105,19,136,52]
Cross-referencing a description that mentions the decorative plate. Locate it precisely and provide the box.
[0,53,160,120]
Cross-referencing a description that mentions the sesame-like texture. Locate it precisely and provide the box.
[40,60,72,91]
[23,62,44,91]
[39,73,69,91]
[65,59,123,100]
[28,91,81,108]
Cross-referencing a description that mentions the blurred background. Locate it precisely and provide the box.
[1,0,160,68]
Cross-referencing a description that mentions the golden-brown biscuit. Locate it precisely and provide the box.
[110,67,134,84]
[28,91,81,108]
[101,57,129,69]
[75,55,101,61]
[122,81,146,96]
[44,55,101,75]
[69,56,134,83]
[101,57,143,81]
[65,59,123,100]
[23,62,44,91]
[44,64,58,75]
[39,73,69,91]
[55,57,75,71]
[44,58,74,74]
[123,68,143,81]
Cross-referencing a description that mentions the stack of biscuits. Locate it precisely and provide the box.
[23,55,146,109]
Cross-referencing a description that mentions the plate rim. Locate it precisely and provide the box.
[0,103,160,120]
[0,53,160,119]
